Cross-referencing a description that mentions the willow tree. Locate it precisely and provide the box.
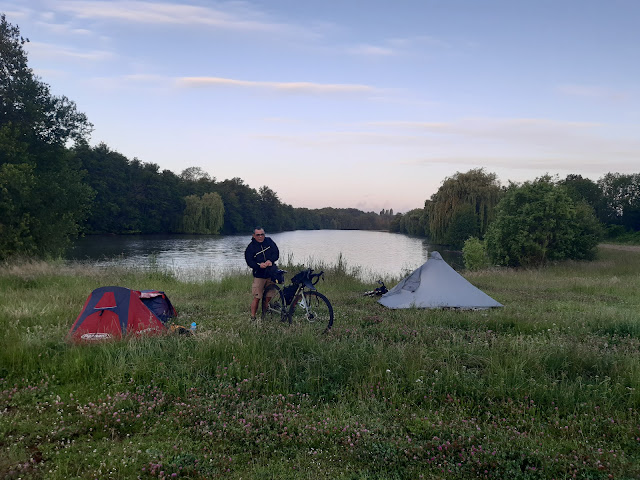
[181,192,225,234]
[427,168,503,245]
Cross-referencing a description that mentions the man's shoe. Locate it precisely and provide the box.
[250,316,256,321]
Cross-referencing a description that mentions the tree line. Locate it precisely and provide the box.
[75,144,392,237]
[0,15,392,260]
[390,168,640,267]
[3,14,638,267]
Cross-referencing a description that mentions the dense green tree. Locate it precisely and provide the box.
[216,178,261,234]
[279,203,297,231]
[560,174,607,222]
[597,172,640,231]
[0,161,34,258]
[179,166,216,197]
[308,207,387,231]
[292,207,321,230]
[389,208,427,236]
[1,15,94,258]
[128,159,175,233]
[76,143,185,234]
[75,142,136,233]
[1,15,91,145]
[421,200,431,237]
[444,204,478,248]
[158,168,186,231]
[181,192,224,234]
[427,168,502,245]
[258,185,285,231]
[485,176,601,267]
[180,166,211,183]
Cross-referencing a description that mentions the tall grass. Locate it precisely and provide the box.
[1,248,639,479]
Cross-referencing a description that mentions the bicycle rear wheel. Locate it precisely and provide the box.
[290,291,333,333]
[262,285,286,322]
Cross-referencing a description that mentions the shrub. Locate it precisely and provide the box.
[462,236,489,271]
[485,176,601,267]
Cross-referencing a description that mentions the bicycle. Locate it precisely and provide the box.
[261,268,334,333]
[362,279,388,297]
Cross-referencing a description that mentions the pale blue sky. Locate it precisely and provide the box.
[6,1,639,212]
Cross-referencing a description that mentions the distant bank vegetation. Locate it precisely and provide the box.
[1,14,638,266]
[391,169,639,267]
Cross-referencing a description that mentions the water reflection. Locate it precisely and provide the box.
[69,230,461,282]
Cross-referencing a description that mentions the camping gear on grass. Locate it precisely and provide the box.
[68,286,177,342]
[169,324,193,335]
[379,251,503,310]
[363,280,388,297]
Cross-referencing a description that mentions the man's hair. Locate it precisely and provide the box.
[253,227,264,234]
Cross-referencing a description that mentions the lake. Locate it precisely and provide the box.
[68,230,462,282]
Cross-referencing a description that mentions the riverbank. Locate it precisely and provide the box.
[66,230,462,283]
[1,246,639,479]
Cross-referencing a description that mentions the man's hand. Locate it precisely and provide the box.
[259,260,272,269]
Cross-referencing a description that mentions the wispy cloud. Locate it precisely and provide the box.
[175,76,380,95]
[36,21,92,36]
[26,41,115,61]
[2,2,94,39]
[51,0,314,36]
[346,35,450,58]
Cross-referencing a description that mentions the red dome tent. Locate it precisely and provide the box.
[68,286,177,342]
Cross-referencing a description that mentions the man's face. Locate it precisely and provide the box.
[253,229,265,243]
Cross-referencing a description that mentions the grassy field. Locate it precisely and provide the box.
[1,246,639,479]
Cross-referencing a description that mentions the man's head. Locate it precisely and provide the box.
[253,227,265,243]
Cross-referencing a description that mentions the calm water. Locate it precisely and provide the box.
[68,230,462,282]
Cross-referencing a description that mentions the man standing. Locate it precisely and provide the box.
[244,227,280,320]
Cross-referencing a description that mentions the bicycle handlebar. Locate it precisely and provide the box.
[310,270,324,285]
[290,268,324,288]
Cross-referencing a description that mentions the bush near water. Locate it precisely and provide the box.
[1,245,639,479]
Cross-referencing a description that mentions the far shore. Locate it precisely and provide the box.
[599,242,640,252]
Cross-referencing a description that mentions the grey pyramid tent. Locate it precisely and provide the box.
[378,251,503,309]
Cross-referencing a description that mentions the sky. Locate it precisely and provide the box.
[4,1,640,213]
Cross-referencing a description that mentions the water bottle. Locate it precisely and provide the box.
[190,322,197,333]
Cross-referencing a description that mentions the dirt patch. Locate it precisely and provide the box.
[599,243,640,252]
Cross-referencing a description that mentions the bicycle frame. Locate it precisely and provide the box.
[266,279,310,321]
[262,268,333,332]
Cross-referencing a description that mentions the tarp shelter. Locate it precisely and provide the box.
[379,251,503,310]
[68,286,177,342]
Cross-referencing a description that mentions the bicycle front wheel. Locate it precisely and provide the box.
[262,284,286,322]
[290,291,333,333]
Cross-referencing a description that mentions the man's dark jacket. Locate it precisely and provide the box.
[244,237,280,278]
